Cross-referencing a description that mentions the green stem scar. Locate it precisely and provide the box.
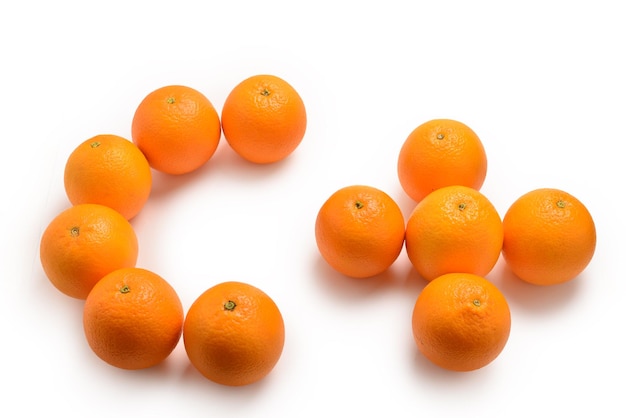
[473,299,481,307]
[167,97,175,104]
[355,200,364,209]
[556,200,566,208]
[90,141,101,148]
[70,226,80,237]
[261,89,270,96]
[224,300,237,311]
[458,203,466,211]
[120,285,130,294]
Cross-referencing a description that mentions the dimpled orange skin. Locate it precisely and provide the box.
[397,119,488,202]
[405,185,503,281]
[412,272,511,372]
[221,74,307,164]
[39,203,139,299]
[83,267,184,370]
[131,85,221,175]
[63,134,152,220]
[502,188,596,286]
[315,185,406,278]
[183,281,285,386]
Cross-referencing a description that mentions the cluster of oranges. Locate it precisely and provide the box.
[39,71,597,383]
[39,74,306,386]
[315,118,597,372]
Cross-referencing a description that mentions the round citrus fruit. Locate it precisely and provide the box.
[83,267,184,370]
[63,134,152,220]
[502,188,596,286]
[131,84,221,175]
[221,74,307,164]
[315,185,406,278]
[183,281,285,386]
[405,185,503,281]
[412,272,511,372]
[397,118,488,202]
[39,203,139,299]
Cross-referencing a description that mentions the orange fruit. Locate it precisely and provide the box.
[39,204,139,299]
[412,272,511,372]
[405,185,503,281]
[221,74,307,164]
[131,84,221,175]
[83,267,184,370]
[314,185,405,278]
[183,281,285,386]
[397,118,488,202]
[64,134,152,220]
[502,188,596,286]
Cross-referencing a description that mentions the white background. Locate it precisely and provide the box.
[2,1,624,416]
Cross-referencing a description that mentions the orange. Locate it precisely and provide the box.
[83,267,184,370]
[221,74,307,164]
[397,118,488,202]
[131,84,221,175]
[39,204,139,299]
[64,134,152,220]
[183,281,285,386]
[412,272,511,372]
[314,185,405,278]
[405,185,503,281]
[502,188,596,286]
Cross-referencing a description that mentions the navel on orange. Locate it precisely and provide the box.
[397,118,487,202]
[221,74,307,164]
[83,267,184,370]
[64,134,152,220]
[131,84,221,175]
[412,272,511,372]
[39,204,139,299]
[183,281,285,386]
[314,185,405,278]
[502,188,596,286]
[405,185,503,281]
